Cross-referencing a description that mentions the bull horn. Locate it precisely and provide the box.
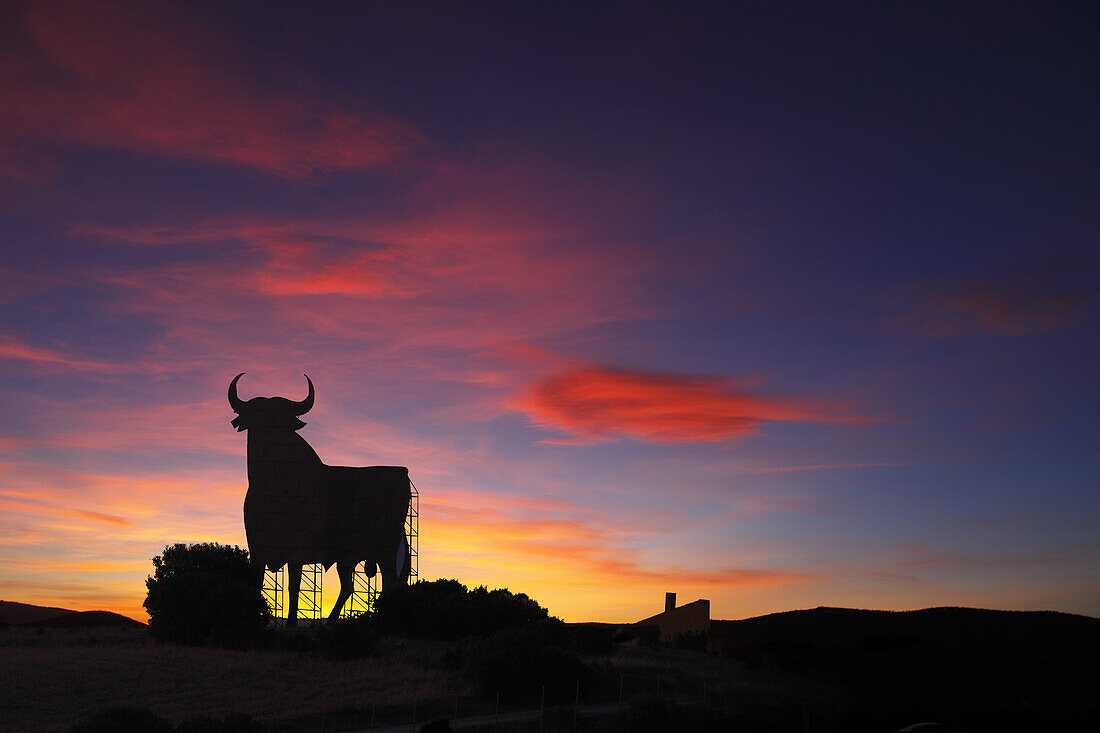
[228,373,246,413]
[291,374,314,415]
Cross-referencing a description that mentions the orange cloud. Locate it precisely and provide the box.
[419,487,808,621]
[514,367,874,443]
[1,1,423,178]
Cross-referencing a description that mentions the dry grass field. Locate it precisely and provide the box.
[0,627,473,732]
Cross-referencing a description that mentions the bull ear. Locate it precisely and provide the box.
[291,374,314,415]
[228,373,246,413]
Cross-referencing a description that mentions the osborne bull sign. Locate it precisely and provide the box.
[228,373,411,625]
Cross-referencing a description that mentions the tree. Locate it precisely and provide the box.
[143,542,270,648]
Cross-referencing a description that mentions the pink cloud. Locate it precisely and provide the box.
[742,462,904,474]
[0,333,118,371]
[1,1,423,178]
[901,259,1094,337]
[514,366,876,444]
[71,165,651,371]
[919,282,1087,336]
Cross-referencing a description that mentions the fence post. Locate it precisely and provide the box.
[656,671,661,697]
[454,695,458,725]
[540,685,545,733]
[573,678,580,731]
[495,690,500,730]
[619,675,624,711]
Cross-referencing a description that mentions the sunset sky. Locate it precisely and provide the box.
[1,1,1097,623]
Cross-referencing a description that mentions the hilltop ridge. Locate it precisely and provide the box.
[0,600,144,627]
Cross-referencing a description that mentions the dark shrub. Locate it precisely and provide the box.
[459,619,586,699]
[319,613,379,659]
[143,543,270,648]
[372,578,550,639]
[71,707,172,733]
[569,624,616,656]
[672,630,708,651]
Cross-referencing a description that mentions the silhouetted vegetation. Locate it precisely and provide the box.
[143,543,269,649]
[371,578,550,639]
[568,622,617,655]
[671,629,708,651]
[456,618,588,700]
[317,611,379,659]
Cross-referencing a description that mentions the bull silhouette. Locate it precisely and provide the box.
[229,373,411,625]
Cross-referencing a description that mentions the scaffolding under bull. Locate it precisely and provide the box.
[261,483,418,625]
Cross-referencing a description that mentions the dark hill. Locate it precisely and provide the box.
[26,610,146,628]
[0,599,73,625]
[706,607,1100,731]
[711,605,1100,663]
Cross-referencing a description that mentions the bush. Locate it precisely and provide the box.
[569,624,616,656]
[318,613,379,660]
[672,630,708,651]
[459,619,587,700]
[371,578,550,639]
[143,543,270,648]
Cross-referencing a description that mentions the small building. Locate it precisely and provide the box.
[627,592,710,643]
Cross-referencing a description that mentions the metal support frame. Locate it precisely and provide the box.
[297,563,324,624]
[407,480,419,584]
[262,566,284,626]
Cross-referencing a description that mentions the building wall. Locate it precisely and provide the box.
[631,598,710,642]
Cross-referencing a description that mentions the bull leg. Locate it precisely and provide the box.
[378,542,404,594]
[399,536,412,584]
[286,562,302,628]
[328,561,356,621]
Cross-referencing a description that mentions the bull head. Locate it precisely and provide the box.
[228,373,314,431]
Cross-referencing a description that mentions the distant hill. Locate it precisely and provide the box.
[31,610,146,628]
[710,605,1100,673]
[0,600,145,628]
[0,600,73,625]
